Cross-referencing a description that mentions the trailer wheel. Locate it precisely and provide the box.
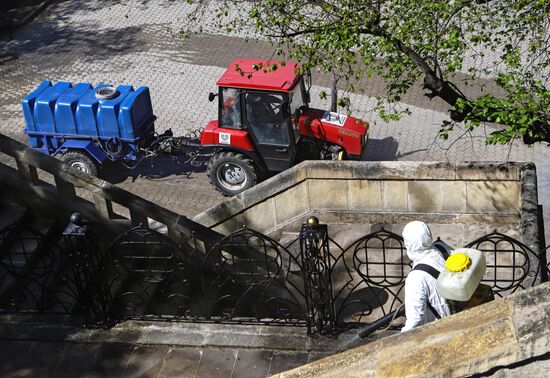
[61,151,99,177]
[207,152,258,196]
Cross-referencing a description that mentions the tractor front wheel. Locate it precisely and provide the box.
[207,152,258,196]
[61,151,99,177]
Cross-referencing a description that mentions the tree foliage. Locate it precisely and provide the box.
[186,0,549,145]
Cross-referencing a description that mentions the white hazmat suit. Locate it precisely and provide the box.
[401,221,451,332]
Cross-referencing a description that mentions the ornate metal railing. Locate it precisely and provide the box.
[331,228,409,328]
[100,226,307,327]
[0,216,548,334]
[0,224,70,313]
[465,230,546,297]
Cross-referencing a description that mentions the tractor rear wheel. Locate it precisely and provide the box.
[207,151,258,196]
[61,151,99,177]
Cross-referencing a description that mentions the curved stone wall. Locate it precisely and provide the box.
[193,161,538,250]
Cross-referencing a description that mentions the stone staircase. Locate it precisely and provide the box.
[0,133,335,377]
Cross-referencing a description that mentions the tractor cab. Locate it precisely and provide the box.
[201,59,368,196]
[211,60,309,172]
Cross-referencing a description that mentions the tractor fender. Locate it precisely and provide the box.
[60,140,108,164]
[200,121,255,151]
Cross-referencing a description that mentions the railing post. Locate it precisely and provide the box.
[15,158,39,185]
[62,213,111,327]
[129,208,148,227]
[299,216,335,334]
[55,176,76,199]
[93,192,114,219]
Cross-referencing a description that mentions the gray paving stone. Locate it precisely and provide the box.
[156,347,201,378]
[306,351,332,364]
[87,343,136,378]
[0,340,66,378]
[267,352,309,376]
[52,343,103,377]
[194,348,237,378]
[122,346,168,378]
[230,349,273,378]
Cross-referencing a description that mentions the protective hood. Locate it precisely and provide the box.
[402,221,445,268]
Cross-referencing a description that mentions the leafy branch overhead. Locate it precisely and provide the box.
[185,0,549,145]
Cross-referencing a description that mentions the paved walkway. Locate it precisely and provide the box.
[0,340,312,378]
[1,0,548,243]
[0,318,341,378]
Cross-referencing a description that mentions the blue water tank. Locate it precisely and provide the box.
[55,83,93,135]
[76,84,111,138]
[119,86,154,140]
[97,85,134,138]
[22,81,156,148]
[22,80,52,148]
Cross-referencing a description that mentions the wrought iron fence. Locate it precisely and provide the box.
[0,216,548,334]
[465,230,546,296]
[100,226,307,327]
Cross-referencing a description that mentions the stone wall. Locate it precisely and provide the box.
[194,161,535,243]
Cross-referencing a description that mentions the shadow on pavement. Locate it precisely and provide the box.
[361,136,399,161]
[0,0,148,75]
[361,136,429,161]
[0,0,51,38]
[101,154,207,184]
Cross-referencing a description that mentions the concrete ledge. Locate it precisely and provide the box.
[272,281,550,377]
[0,315,368,353]
[520,163,541,282]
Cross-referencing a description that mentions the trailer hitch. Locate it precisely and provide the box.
[145,128,213,167]
[149,129,201,154]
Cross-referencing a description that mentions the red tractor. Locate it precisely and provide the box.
[200,59,369,196]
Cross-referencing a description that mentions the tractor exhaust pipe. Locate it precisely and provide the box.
[330,74,339,113]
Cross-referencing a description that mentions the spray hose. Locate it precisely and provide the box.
[357,304,405,339]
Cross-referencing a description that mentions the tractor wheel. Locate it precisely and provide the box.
[61,151,99,177]
[207,152,258,196]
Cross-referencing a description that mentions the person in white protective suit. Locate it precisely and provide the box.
[401,221,451,332]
